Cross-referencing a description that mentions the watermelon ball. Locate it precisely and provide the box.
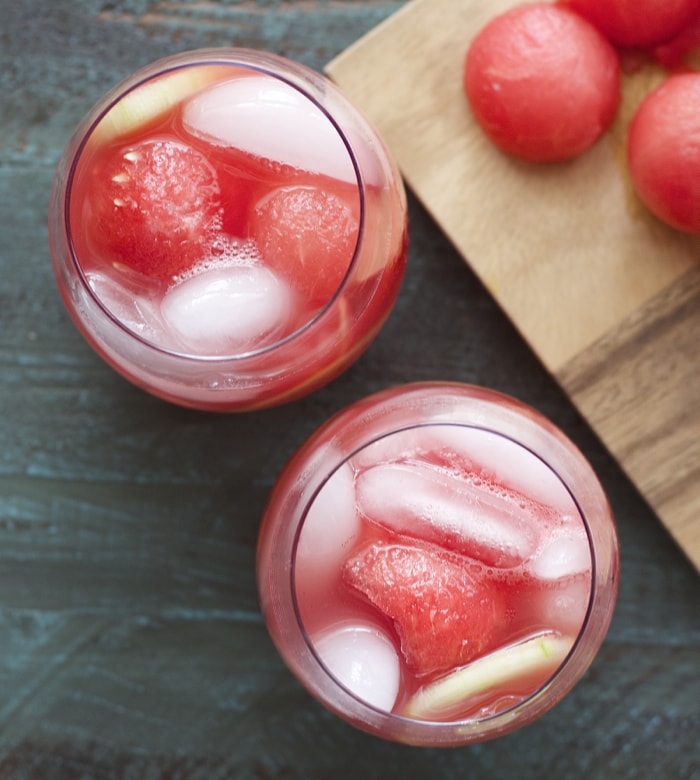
[463,2,621,162]
[84,138,223,281]
[627,73,700,235]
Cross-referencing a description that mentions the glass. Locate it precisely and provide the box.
[48,49,408,411]
[257,382,619,746]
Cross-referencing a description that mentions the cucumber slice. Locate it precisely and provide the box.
[91,64,232,143]
[403,633,572,720]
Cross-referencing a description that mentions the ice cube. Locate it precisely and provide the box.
[313,621,400,711]
[425,425,579,519]
[160,261,293,355]
[535,576,591,637]
[349,427,428,472]
[355,461,539,568]
[295,462,360,599]
[307,84,385,187]
[528,529,591,581]
[182,75,356,183]
[86,270,169,344]
[527,528,592,636]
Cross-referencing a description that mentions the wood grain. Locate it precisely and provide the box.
[326,0,700,570]
[558,267,700,568]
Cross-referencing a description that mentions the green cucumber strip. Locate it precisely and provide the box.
[91,66,228,144]
[403,633,572,720]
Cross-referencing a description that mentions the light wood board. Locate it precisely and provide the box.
[326,0,700,570]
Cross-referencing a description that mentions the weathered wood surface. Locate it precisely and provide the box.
[0,2,698,778]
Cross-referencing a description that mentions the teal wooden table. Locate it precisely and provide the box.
[1,2,698,778]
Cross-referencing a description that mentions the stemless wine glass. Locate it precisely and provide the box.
[48,49,408,411]
[257,382,619,746]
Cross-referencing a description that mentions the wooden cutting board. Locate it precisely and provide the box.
[326,0,700,570]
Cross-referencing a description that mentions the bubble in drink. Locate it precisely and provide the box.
[182,75,356,183]
[313,622,401,712]
[160,261,294,354]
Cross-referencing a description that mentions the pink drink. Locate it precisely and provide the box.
[257,383,619,745]
[48,50,407,411]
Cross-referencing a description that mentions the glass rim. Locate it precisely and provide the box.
[288,419,599,733]
[63,51,367,363]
